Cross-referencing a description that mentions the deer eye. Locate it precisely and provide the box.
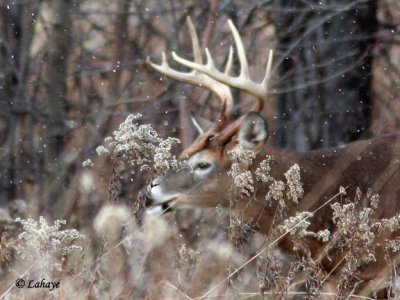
[195,162,211,170]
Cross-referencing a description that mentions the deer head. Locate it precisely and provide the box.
[146,18,274,213]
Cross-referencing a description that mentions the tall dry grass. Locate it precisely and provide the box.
[1,116,400,299]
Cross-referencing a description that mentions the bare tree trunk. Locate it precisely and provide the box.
[273,0,377,150]
[109,0,132,104]
[40,0,79,215]
[44,0,75,163]
[0,0,39,203]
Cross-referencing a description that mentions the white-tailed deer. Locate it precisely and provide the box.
[146,18,400,293]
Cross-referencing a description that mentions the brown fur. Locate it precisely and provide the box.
[172,133,400,288]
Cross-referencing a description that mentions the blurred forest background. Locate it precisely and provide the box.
[0,0,400,298]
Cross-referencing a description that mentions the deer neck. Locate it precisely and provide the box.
[229,146,302,234]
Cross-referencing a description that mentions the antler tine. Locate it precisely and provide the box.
[262,49,274,87]
[146,18,233,129]
[172,19,274,113]
[186,17,202,64]
[249,49,274,112]
[227,20,250,80]
[224,46,234,75]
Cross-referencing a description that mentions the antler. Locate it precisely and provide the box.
[172,19,274,112]
[147,17,234,132]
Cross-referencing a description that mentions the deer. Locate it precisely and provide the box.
[145,17,400,296]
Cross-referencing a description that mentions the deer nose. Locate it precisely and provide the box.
[144,183,173,216]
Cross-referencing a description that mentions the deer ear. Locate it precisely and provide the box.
[191,113,213,135]
[238,112,269,150]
